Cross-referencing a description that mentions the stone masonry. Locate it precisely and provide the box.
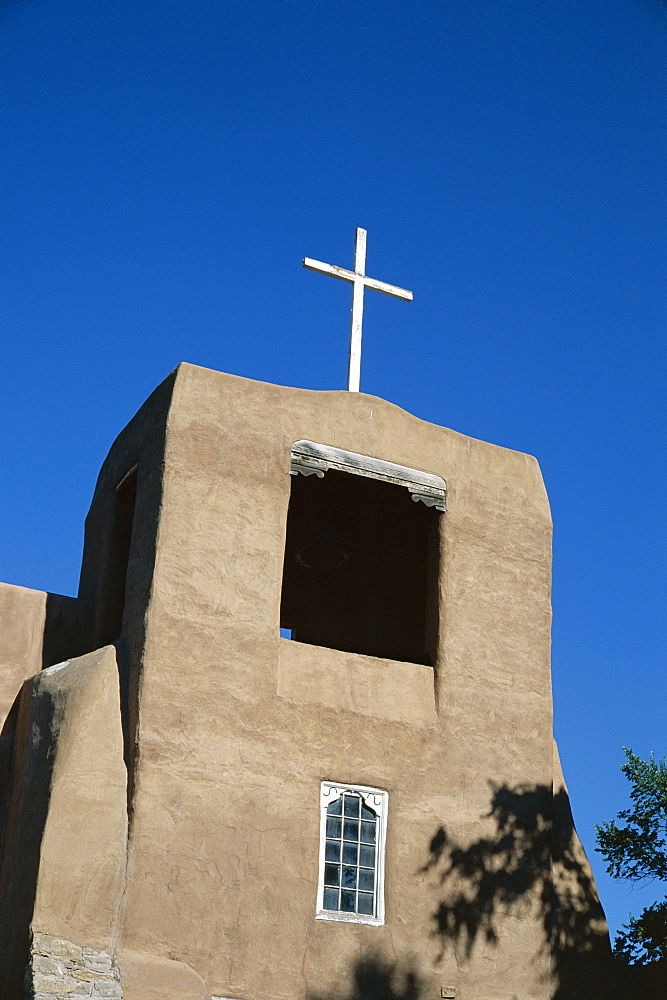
[24,932,122,1000]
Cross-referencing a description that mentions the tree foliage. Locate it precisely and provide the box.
[595,748,667,964]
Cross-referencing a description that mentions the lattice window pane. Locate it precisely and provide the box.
[323,887,338,910]
[319,788,384,921]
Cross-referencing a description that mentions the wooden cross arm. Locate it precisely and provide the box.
[303,257,413,301]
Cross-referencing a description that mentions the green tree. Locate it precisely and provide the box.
[595,748,667,964]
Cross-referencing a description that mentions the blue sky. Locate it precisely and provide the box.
[1,0,665,942]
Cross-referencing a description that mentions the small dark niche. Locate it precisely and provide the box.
[98,465,137,646]
[280,469,439,665]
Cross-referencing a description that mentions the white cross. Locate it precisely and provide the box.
[303,228,413,392]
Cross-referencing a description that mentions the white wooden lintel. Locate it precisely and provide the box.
[289,440,446,512]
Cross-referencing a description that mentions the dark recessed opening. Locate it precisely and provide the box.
[280,469,439,665]
[99,465,137,645]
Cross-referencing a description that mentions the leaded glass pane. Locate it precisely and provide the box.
[344,795,360,817]
[340,890,355,912]
[326,817,342,838]
[359,844,375,867]
[323,887,339,910]
[325,840,340,862]
[359,868,375,892]
[343,819,359,841]
[360,821,376,844]
[357,892,374,915]
[321,785,383,919]
[342,842,358,864]
[324,864,340,887]
[342,866,357,889]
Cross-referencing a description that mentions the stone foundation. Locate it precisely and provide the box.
[25,932,122,999]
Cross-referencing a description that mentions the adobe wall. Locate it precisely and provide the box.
[76,368,177,793]
[0,364,611,999]
[0,646,127,998]
[0,582,92,729]
[0,583,47,728]
[115,364,555,999]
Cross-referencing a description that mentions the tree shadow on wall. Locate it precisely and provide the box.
[422,782,621,1000]
[308,954,424,1000]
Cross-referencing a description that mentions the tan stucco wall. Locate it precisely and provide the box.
[0,646,127,997]
[0,582,93,730]
[0,583,47,726]
[31,646,128,946]
[0,364,611,999]
[108,365,555,999]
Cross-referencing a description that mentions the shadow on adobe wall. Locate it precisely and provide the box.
[421,781,623,1000]
[42,592,94,669]
[308,954,424,1000]
[0,683,58,999]
[41,599,133,776]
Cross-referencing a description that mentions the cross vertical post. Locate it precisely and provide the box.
[303,228,413,393]
[348,227,367,393]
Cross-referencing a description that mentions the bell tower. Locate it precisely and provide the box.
[0,362,611,1000]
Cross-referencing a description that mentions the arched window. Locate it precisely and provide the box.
[317,782,388,925]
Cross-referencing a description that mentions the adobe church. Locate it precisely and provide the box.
[0,236,611,999]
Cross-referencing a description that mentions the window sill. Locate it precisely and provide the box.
[277,637,437,725]
[316,909,384,927]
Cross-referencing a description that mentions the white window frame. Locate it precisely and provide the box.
[316,781,388,926]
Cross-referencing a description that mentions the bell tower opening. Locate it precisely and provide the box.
[280,444,443,665]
